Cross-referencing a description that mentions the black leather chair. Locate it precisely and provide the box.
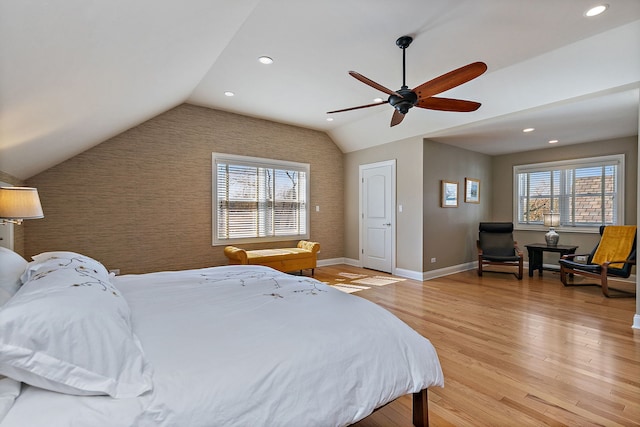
[559,225,636,297]
[477,222,523,280]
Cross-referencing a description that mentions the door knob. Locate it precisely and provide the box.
[384,223,391,226]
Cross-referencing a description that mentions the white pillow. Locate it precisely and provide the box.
[0,254,153,398]
[0,248,28,303]
[21,251,110,284]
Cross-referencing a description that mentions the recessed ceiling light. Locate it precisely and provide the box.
[224,91,235,97]
[585,4,608,17]
[258,56,273,65]
[326,117,334,122]
[523,127,535,133]
[373,98,383,103]
[549,139,559,144]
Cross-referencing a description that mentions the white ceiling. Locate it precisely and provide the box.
[1,0,639,180]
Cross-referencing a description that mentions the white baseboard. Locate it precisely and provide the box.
[322,260,512,281]
[397,264,476,281]
[317,258,348,267]
[317,257,362,267]
[633,314,640,330]
[422,262,477,281]
[393,268,423,281]
[343,258,360,267]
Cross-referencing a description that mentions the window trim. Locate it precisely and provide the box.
[212,153,310,246]
[512,154,624,233]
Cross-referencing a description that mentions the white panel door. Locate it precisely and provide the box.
[361,162,394,273]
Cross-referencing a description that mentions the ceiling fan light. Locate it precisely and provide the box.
[585,4,608,17]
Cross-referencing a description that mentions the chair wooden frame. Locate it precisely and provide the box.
[559,226,636,298]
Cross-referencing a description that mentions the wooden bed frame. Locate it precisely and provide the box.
[412,389,429,427]
[374,389,429,426]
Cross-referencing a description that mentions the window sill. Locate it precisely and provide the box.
[515,225,602,234]
[213,235,310,246]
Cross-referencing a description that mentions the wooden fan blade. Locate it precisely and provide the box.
[413,62,487,100]
[327,100,388,114]
[390,109,405,127]
[349,71,402,98]
[416,97,481,112]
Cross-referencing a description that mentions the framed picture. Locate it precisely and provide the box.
[465,178,480,203]
[441,180,458,207]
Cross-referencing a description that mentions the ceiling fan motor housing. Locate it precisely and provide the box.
[389,88,417,114]
[396,36,413,49]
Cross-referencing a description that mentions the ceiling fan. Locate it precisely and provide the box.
[327,36,487,127]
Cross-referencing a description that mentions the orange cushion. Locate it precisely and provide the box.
[246,248,312,263]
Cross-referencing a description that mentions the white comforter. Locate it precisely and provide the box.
[1,265,443,427]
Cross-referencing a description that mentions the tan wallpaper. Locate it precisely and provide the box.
[24,104,344,274]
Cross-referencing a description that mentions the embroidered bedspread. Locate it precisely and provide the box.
[2,265,443,427]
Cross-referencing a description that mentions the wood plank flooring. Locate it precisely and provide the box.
[312,265,639,427]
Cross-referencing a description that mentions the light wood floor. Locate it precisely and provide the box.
[312,265,639,427]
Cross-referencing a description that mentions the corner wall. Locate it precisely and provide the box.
[344,137,424,273]
[423,140,492,271]
[24,104,344,274]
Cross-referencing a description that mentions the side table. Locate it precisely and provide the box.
[525,243,578,277]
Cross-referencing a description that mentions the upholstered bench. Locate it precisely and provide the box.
[223,240,320,276]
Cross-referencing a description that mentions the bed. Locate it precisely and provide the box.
[0,249,444,426]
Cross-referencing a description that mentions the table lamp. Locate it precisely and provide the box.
[543,212,560,246]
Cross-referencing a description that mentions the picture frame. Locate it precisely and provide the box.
[465,178,480,204]
[441,180,458,207]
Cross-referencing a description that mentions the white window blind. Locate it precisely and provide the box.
[212,153,309,245]
[513,155,624,231]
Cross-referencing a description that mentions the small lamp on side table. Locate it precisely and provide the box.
[543,212,560,246]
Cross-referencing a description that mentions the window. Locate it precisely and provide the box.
[513,155,624,232]
[212,153,309,245]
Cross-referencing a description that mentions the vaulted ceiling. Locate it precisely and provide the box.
[1,0,639,180]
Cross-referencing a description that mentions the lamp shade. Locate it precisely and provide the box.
[0,187,44,220]
[543,212,560,227]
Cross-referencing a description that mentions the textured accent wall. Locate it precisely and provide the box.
[25,104,344,274]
